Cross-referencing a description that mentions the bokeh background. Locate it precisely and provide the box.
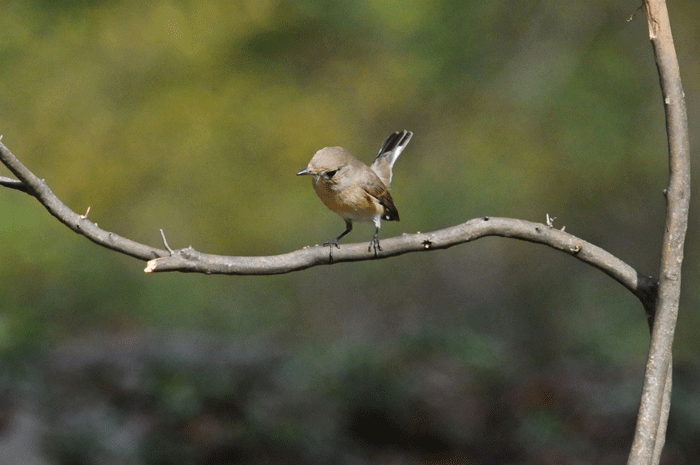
[1,0,699,464]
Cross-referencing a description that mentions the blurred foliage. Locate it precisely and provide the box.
[34,331,652,464]
[1,0,700,463]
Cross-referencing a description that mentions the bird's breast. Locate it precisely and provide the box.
[313,177,383,222]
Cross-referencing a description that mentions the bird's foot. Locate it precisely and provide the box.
[323,239,340,262]
[368,235,382,256]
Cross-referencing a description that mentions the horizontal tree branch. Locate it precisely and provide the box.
[0,175,29,193]
[1,139,657,312]
[0,140,169,260]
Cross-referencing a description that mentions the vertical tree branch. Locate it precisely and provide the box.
[629,1,690,464]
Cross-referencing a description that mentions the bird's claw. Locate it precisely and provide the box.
[323,240,340,262]
[368,236,382,256]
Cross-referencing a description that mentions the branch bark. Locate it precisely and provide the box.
[628,1,691,464]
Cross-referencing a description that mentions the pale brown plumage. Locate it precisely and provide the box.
[298,130,412,258]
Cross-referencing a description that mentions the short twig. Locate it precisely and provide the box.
[159,229,174,254]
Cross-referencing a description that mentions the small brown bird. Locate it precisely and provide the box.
[297,130,413,257]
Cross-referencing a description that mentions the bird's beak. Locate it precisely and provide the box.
[297,167,313,176]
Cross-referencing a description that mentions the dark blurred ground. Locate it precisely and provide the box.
[0,330,695,464]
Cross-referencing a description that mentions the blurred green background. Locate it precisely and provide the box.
[1,0,699,463]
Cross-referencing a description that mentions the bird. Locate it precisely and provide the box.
[297,130,413,259]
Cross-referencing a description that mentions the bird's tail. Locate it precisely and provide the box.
[370,130,413,187]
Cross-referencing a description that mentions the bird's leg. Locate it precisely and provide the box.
[368,225,382,256]
[324,220,352,262]
[324,220,352,248]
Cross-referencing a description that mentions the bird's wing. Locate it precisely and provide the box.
[361,175,400,222]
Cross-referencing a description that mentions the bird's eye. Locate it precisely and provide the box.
[325,170,337,179]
